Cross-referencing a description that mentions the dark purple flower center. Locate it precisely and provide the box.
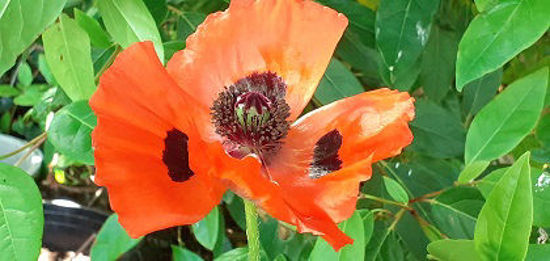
[211,72,290,159]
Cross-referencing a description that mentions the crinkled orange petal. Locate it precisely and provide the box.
[166,0,348,121]
[274,88,415,169]
[90,42,226,237]
[229,89,414,249]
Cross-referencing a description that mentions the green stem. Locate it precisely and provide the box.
[360,193,412,210]
[0,132,47,160]
[244,199,260,261]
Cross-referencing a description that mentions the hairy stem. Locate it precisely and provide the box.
[244,199,260,261]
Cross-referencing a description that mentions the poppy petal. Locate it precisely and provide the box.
[166,0,348,121]
[90,42,225,237]
[274,88,415,170]
[229,89,414,249]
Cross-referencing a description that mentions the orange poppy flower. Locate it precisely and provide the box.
[90,0,414,251]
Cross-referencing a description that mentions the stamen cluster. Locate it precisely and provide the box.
[211,72,290,158]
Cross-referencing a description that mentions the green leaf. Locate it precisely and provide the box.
[375,0,439,85]
[172,245,204,261]
[502,36,550,86]
[164,41,186,62]
[98,0,164,62]
[457,160,490,184]
[38,54,56,85]
[192,206,220,250]
[382,176,409,203]
[359,209,375,246]
[0,0,66,76]
[16,62,33,86]
[143,0,167,25]
[465,67,548,164]
[335,32,383,86]
[90,214,142,260]
[43,14,97,101]
[420,26,458,102]
[314,59,364,105]
[526,244,550,261]
[455,0,550,90]
[409,100,466,158]
[394,209,430,260]
[176,12,206,41]
[47,101,97,165]
[428,241,550,261]
[536,113,550,147]
[214,247,268,261]
[0,85,20,97]
[474,152,533,260]
[318,0,376,48]
[427,239,480,261]
[74,9,112,49]
[13,85,49,106]
[309,211,365,261]
[461,68,502,117]
[365,222,406,261]
[0,113,11,133]
[431,187,484,239]
[478,167,550,227]
[384,157,460,198]
[0,163,44,261]
[475,0,499,12]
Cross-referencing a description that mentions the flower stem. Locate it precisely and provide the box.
[244,199,260,261]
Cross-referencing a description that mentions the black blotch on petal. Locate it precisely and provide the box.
[309,129,343,179]
[163,128,194,182]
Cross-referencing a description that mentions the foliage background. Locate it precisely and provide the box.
[0,0,549,260]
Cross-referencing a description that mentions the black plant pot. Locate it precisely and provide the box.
[42,200,108,254]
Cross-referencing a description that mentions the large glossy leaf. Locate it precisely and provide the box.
[97,0,164,62]
[478,167,550,227]
[192,206,220,251]
[172,245,204,261]
[90,214,142,260]
[74,9,112,49]
[474,152,533,260]
[420,26,458,102]
[309,211,365,261]
[314,58,364,105]
[0,0,66,76]
[427,239,480,261]
[455,0,550,90]
[375,0,439,85]
[47,101,97,165]
[462,68,502,117]
[385,157,460,198]
[0,163,44,260]
[431,187,484,239]
[465,67,548,164]
[43,14,97,102]
[409,100,466,158]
